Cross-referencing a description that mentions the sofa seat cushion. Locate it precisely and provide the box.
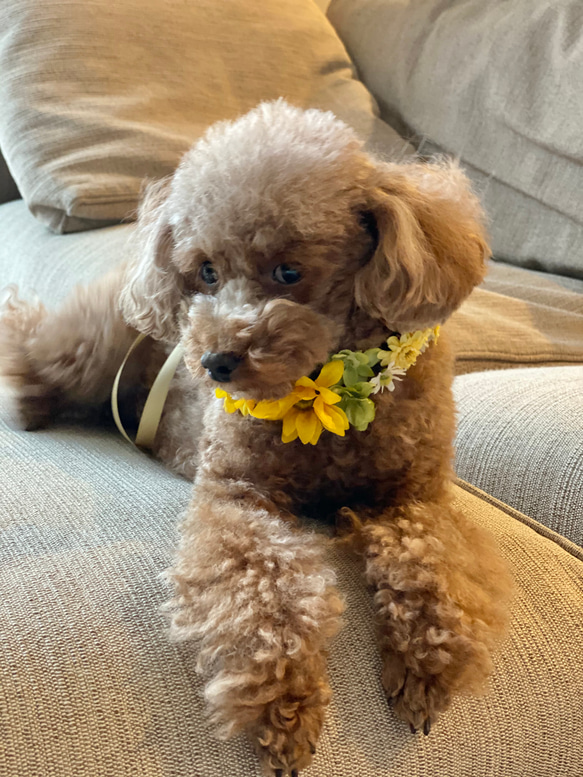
[449,260,583,375]
[328,0,583,280]
[454,365,583,545]
[0,0,410,233]
[1,385,583,776]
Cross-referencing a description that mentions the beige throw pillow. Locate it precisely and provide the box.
[328,0,583,279]
[0,0,408,233]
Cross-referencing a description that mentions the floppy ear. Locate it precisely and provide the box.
[119,177,183,342]
[354,161,489,332]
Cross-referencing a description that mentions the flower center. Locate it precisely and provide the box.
[296,399,314,410]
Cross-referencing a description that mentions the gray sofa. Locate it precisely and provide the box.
[1,1,582,776]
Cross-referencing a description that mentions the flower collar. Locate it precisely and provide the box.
[217,326,440,445]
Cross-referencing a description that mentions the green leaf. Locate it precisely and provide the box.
[339,396,376,432]
[352,381,375,398]
[364,348,382,367]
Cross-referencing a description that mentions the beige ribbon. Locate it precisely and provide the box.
[111,333,185,449]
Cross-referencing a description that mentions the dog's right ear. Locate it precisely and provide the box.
[119,178,182,343]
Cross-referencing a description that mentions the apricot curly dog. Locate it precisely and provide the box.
[1,101,511,776]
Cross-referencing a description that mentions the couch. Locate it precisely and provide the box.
[1,1,582,776]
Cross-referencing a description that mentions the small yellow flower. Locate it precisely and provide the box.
[379,333,421,370]
[215,388,256,416]
[252,360,349,444]
[379,327,439,369]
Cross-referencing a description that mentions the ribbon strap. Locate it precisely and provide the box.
[111,333,184,449]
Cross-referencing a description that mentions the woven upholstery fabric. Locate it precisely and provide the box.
[454,365,583,545]
[0,0,410,234]
[0,202,134,302]
[1,386,583,777]
[328,0,583,279]
[448,260,583,375]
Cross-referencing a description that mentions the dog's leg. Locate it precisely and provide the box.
[0,267,138,429]
[354,493,511,734]
[166,478,344,776]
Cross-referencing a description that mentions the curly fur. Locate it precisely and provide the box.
[0,100,511,775]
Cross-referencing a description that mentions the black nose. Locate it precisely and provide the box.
[200,351,241,383]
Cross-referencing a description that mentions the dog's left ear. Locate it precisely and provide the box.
[119,177,184,343]
[354,161,489,332]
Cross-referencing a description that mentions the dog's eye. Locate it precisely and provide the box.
[273,264,302,285]
[200,261,219,286]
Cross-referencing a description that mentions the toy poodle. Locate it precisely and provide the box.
[1,101,511,776]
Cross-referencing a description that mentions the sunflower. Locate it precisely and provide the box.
[215,388,256,416]
[251,360,349,445]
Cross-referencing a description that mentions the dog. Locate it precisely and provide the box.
[1,101,511,776]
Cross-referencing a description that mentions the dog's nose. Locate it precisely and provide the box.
[200,351,241,383]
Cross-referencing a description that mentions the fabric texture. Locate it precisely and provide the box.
[454,365,583,545]
[1,385,583,777]
[328,0,583,279]
[0,0,412,234]
[448,260,583,375]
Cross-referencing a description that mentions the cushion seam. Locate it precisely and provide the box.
[455,354,583,364]
[455,478,583,562]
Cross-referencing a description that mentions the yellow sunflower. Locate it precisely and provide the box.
[215,388,256,416]
[252,360,349,445]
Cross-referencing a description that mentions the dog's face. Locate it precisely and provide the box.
[121,101,489,400]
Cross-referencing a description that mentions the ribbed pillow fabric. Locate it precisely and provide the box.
[328,0,583,279]
[0,0,408,233]
[447,260,583,375]
[1,385,583,777]
[454,365,583,545]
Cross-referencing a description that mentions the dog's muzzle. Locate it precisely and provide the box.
[201,351,242,382]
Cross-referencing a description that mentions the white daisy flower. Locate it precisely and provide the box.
[369,366,406,394]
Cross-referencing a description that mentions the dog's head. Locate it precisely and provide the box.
[120,101,488,399]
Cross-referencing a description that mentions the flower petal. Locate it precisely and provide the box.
[224,395,238,413]
[309,421,324,445]
[292,385,317,401]
[251,393,298,420]
[238,399,256,416]
[281,406,300,443]
[295,408,319,445]
[295,376,317,390]
[313,396,349,435]
[317,386,342,405]
[281,427,299,443]
[315,360,344,388]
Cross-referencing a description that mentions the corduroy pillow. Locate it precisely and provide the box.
[0,0,408,234]
[328,0,583,280]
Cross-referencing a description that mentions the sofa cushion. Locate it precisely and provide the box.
[1,383,583,777]
[328,0,583,280]
[454,365,583,546]
[448,260,583,375]
[0,0,409,234]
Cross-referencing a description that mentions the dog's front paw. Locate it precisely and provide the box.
[253,695,324,776]
[383,656,450,735]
